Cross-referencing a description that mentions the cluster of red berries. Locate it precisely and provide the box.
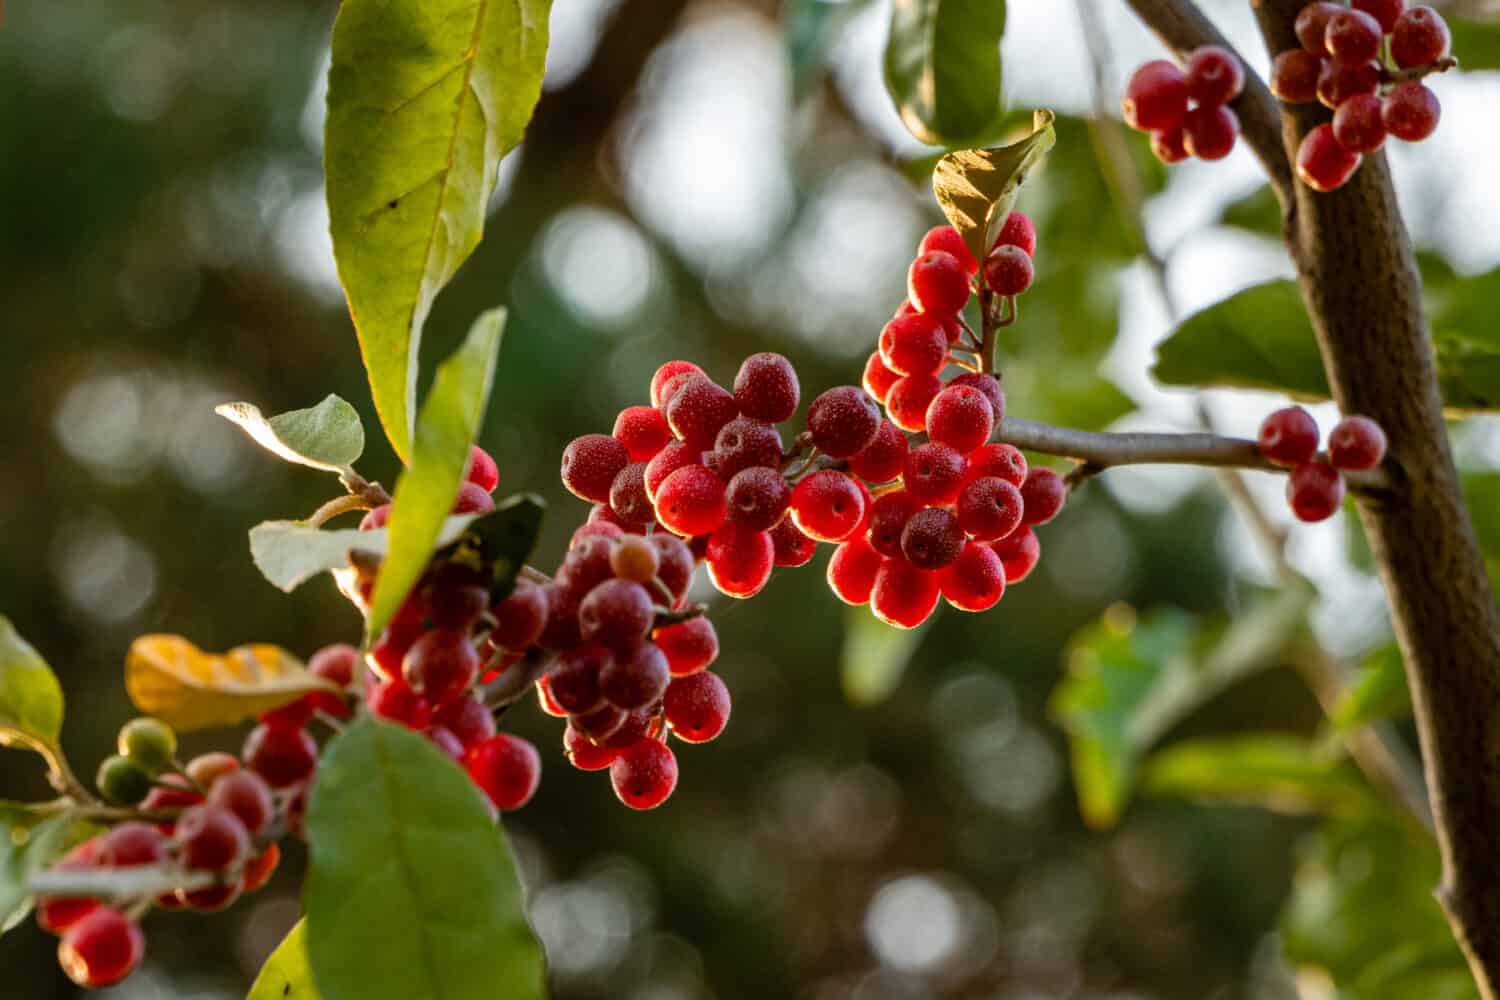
[1273,1,1450,191]
[38,716,296,987]
[1258,407,1388,521]
[1122,45,1246,164]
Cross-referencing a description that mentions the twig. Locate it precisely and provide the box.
[307,493,373,528]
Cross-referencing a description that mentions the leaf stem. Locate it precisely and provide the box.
[308,492,374,528]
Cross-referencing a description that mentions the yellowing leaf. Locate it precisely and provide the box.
[124,635,338,732]
[932,109,1056,265]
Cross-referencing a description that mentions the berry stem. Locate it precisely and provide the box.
[1380,55,1459,84]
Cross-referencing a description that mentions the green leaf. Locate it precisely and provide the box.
[325,0,549,461]
[1281,817,1474,998]
[1142,734,1376,817]
[249,516,479,594]
[931,110,1056,265]
[1330,645,1410,733]
[1448,16,1500,72]
[0,617,64,753]
[1154,275,1500,411]
[216,395,365,472]
[250,920,321,1000]
[1050,588,1313,828]
[304,718,543,1000]
[1,808,97,936]
[885,0,1006,147]
[444,493,546,602]
[367,310,505,640]
[840,605,932,706]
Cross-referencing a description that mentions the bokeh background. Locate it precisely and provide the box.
[4,0,1500,996]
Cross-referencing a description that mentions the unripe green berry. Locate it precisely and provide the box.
[96,755,153,805]
[116,717,176,773]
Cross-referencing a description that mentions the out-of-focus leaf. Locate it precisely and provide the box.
[786,0,870,101]
[1281,817,1474,998]
[367,310,503,641]
[124,636,338,732]
[249,920,321,1000]
[932,109,1055,264]
[884,0,1006,147]
[29,863,214,901]
[841,605,932,705]
[0,616,63,753]
[216,395,364,472]
[1219,185,1280,237]
[1154,275,1500,411]
[1330,645,1410,733]
[325,0,548,460]
[1142,734,1376,816]
[305,718,543,1000]
[1448,16,1500,71]
[1,808,98,936]
[1051,587,1313,828]
[249,515,478,594]
[1464,473,1500,579]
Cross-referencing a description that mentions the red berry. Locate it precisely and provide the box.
[918,225,979,275]
[1296,2,1344,54]
[926,385,995,453]
[1325,9,1383,64]
[807,386,882,458]
[37,845,102,935]
[452,481,496,515]
[644,440,702,501]
[1182,105,1239,160]
[655,463,728,537]
[607,462,654,526]
[711,416,784,480]
[1287,460,1346,522]
[430,726,467,760]
[863,351,901,404]
[903,442,966,505]
[1333,93,1386,153]
[949,373,1005,423]
[309,644,359,688]
[97,822,167,868]
[1354,0,1405,33]
[1258,406,1321,466]
[886,373,943,432]
[1122,60,1189,131]
[655,616,719,676]
[965,443,1027,487]
[561,434,631,503]
[848,419,909,485]
[649,534,696,602]
[732,352,800,422]
[465,445,499,493]
[705,521,775,597]
[1151,126,1190,164]
[609,534,661,583]
[241,843,280,893]
[206,771,274,837]
[613,406,673,463]
[537,583,583,649]
[259,691,317,729]
[466,734,541,811]
[994,211,1037,257]
[991,525,1041,583]
[1391,6,1450,68]
[178,880,243,912]
[601,642,670,710]
[1271,50,1324,104]
[901,507,965,570]
[1383,82,1441,141]
[938,542,1006,612]
[866,490,920,558]
[140,775,203,816]
[664,672,731,743]
[908,250,971,315]
[827,536,884,604]
[58,908,143,988]
[579,579,655,650]
[601,709,656,750]
[983,244,1034,296]
[1328,415,1387,470]
[870,558,941,629]
[433,695,497,748]
[651,360,706,408]
[610,739,678,810]
[1297,123,1362,192]
[402,629,479,704]
[1184,45,1244,108]
[665,376,739,449]
[1020,467,1067,525]
[880,313,949,377]
[243,723,318,787]
[956,475,1025,542]
[177,804,250,872]
[1317,59,1380,110]
[548,645,608,714]
[574,703,628,743]
[769,517,818,567]
[790,469,867,542]
[564,724,619,771]
[491,578,550,650]
[725,466,792,531]
[586,503,639,535]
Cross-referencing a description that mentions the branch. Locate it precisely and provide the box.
[1119,0,1294,206]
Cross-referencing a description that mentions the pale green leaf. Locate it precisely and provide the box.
[1,808,98,936]
[0,616,64,753]
[249,920,321,1000]
[249,516,478,594]
[216,395,365,472]
[1330,645,1410,733]
[931,110,1056,265]
[1142,734,1376,816]
[841,605,932,706]
[884,0,1006,147]
[326,0,549,460]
